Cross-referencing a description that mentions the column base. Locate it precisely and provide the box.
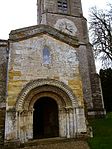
[4,139,21,149]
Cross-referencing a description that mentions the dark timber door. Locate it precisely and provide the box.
[33,97,59,139]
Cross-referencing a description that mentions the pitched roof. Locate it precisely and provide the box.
[9,24,79,47]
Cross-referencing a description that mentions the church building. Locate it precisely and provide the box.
[0,0,105,146]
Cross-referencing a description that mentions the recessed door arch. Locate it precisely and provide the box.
[16,79,79,112]
[15,79,81,142]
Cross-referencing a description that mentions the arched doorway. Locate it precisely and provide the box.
[33,97,59,139]
[14,79,86,143]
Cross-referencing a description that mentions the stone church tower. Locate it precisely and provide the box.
[36,0,105,115]
[0,0,105,146]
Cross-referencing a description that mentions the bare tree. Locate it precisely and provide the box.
[89,4,112,67]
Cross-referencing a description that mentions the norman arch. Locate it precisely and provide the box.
[16,79,79,112]
[14,79,86,142]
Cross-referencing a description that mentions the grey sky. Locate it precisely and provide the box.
[0,0,111,39]
[0,0,111,71]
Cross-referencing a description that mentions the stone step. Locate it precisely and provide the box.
[18,138,90,149]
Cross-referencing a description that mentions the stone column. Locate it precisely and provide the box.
[22,111,28,142]
[27,110,33,140]
[59,108,66,137]
[19,111,28,143]
[65,107,70,138]
[73,108,77,137]
[17,111,20,140]
[69,108,74,138]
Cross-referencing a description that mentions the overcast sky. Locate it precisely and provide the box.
[0,0,111,39]
[0,0,111,71]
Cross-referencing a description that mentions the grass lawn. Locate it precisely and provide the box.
[88,112,112,149]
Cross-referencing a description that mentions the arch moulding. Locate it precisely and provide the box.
[15,79,79,112]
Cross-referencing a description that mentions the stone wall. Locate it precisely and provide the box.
[86,44,105,116]
[37,0,83,24]
[0,40,8,147]
[78,44,93,110]
[38,0,89,43]
[8,34,84,108]
[36,0,105,116]
[41,14,87,42]
[5,30,88,142]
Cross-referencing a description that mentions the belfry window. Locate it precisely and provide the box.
[58,0,68,13]
[43,47,51,64]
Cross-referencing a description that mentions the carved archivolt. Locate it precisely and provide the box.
[15,79,79,112]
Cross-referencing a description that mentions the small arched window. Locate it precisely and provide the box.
[43,47,51,64]
[58,0,68,13]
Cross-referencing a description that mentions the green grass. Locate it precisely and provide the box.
[88,112,112,149]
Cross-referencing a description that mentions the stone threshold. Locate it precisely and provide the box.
[19,137,88,148]
[4,137,89,149]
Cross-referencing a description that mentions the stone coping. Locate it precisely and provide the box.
[9,24,79,47]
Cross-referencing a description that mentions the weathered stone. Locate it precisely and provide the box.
[0,0,105,146]
[0,40,8,146]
